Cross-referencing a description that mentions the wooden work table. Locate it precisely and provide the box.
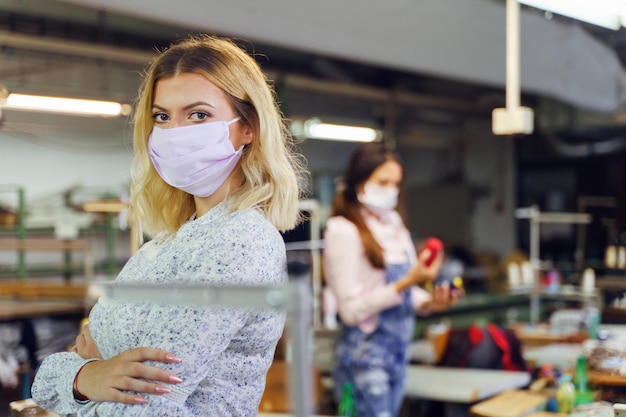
[588,369,626,386]
[0,298,85,321]
[0,280,87,320]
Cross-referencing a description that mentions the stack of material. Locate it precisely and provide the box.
[584,337,626,376]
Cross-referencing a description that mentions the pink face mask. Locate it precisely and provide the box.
[148,117,242,197]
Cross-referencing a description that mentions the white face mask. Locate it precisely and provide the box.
[148,117,242,197]
[357,183,399,212]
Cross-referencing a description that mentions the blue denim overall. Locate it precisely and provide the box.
[333,262,415,417]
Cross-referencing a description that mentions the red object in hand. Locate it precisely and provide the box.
[420,238,444,267]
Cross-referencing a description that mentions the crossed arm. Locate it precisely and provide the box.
[71,324,182,404]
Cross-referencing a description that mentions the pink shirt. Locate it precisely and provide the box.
[323,210,431,333]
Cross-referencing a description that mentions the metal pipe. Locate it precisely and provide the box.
[17,186,26,280]
[528,206,540,324]
[506,0,521,110]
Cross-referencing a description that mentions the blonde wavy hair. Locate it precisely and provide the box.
[130,35,305,238]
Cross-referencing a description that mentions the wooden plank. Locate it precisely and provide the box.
[470,389,550,417]
[0,282,86,299]
[588,369,626,386]
[0,238,90,251]
[82,200,128,213]
[0,299,85,320]
[511,323,586,346]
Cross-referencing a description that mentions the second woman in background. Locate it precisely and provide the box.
[323,141,457,417]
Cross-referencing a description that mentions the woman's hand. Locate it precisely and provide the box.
[415,246,444,283]
[423,284,458,312]
[395,248,444,293]
[74,347,183,404]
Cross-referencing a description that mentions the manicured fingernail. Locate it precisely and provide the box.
[166,354,182,362]
[155,386,171,394]
[169,375,183,383]
[135,397,148,404]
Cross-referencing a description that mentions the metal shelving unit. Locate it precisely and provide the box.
[0,185,27,279]
[515,205,594,324]
[0,186,129,281]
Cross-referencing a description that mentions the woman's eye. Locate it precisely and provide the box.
[152,112,169,123]
[189,111,210,122]
[381,179,399,187]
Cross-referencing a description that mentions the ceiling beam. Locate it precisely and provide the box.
[280,74,493,116]
[0,30,155,65]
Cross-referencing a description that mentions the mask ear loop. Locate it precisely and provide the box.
[228,117,242,151]
[229,116,249,153]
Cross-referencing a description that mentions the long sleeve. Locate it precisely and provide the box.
[410,285,433,315]
[323,217,402,329]
[31,353,94,416]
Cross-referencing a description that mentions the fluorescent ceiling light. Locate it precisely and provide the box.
[296,118,381,142]
[518,0,624,30]
[2,93,131,117]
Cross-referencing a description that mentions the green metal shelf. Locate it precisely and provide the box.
[0,185,129,280]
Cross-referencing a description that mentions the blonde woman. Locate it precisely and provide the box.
[32,35,305,417]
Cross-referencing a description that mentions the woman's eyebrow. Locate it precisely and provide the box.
[183,101,216,110]
[151,101,216,111]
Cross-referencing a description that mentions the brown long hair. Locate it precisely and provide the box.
[331,142,404,269]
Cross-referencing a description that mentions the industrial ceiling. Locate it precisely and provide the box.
[1,0,625,153]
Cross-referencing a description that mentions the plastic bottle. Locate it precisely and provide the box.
[585,305,600,340]
[556,374,576,414]
[574,355,588,394]
[337,382,356,417]
[573,354,596,406]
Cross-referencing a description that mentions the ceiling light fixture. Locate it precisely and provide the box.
[292,118,381,142]
[518,0,625,30]
[0,91,131,117]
